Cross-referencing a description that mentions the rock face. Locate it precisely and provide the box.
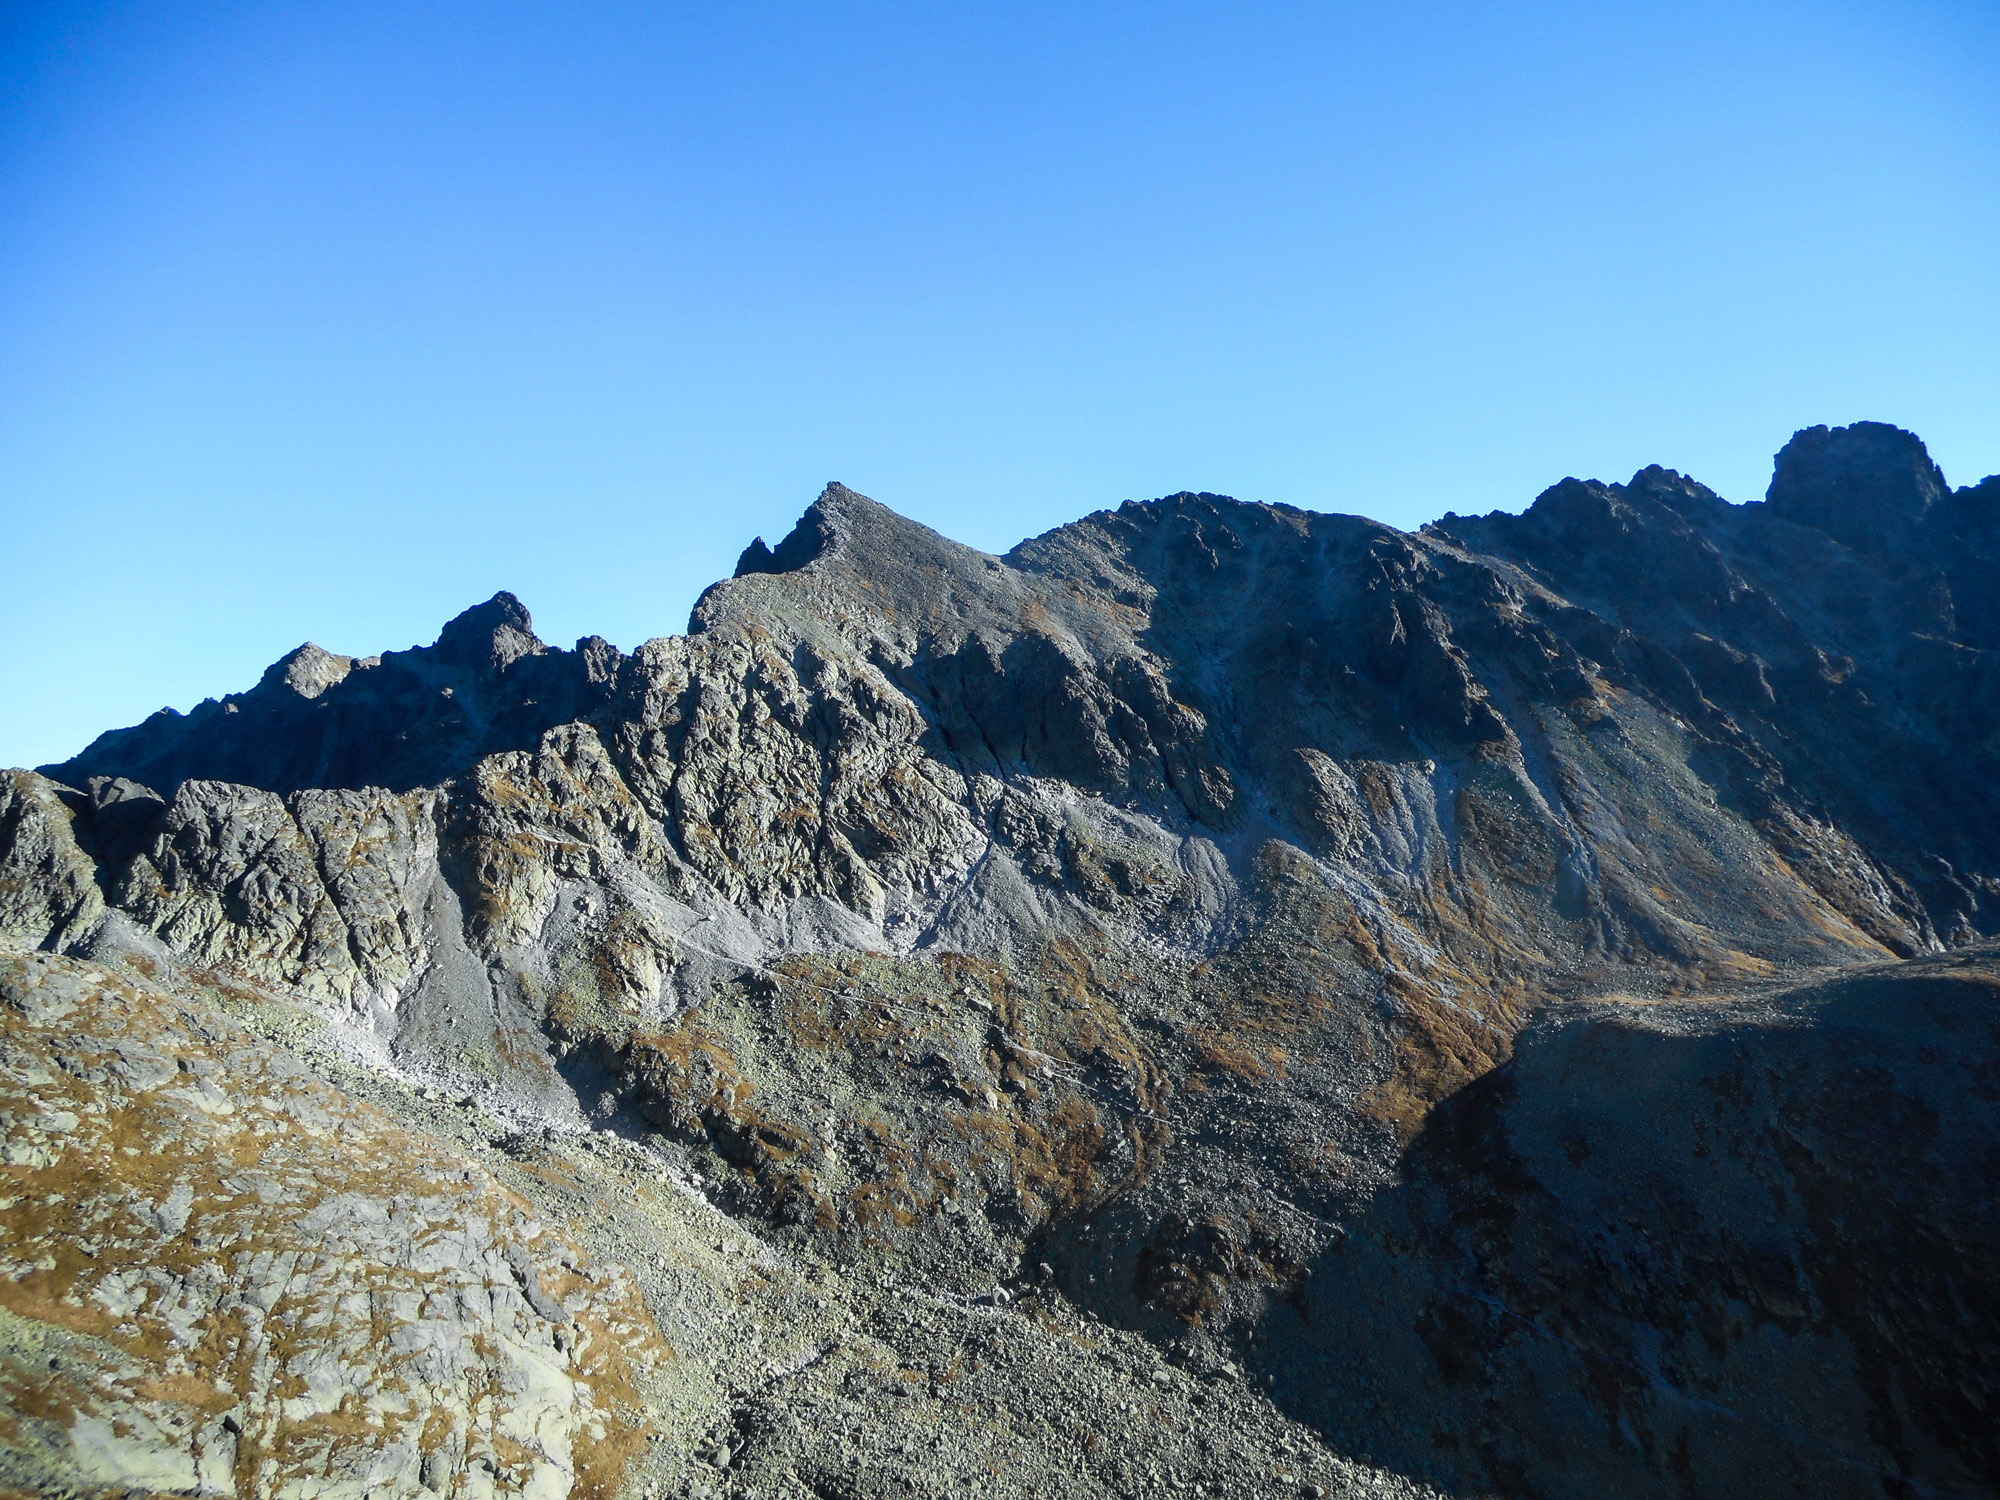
[0,948,662,1500]
[5,419,1999,1498]
[1763,419,1949,548]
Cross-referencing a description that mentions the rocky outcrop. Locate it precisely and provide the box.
[0,771,104,952]
[1764,419,1949,549]
[107,780,442,1012]
[0,948,663,1500]
[6,423,2000,1498]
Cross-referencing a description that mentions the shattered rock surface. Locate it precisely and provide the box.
[0,949,662,1500]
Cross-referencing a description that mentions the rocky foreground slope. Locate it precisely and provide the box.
[3,420,1997,1498]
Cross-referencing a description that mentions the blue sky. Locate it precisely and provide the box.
[3,0,1996,770]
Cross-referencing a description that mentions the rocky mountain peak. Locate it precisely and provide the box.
[431,588,545,671]
[706,481,1019,654]
[732,480,899,580]
[1765,418,1949,548]
[1520,474,1637,534]
[38,589,587,797]
[257,641,357,700]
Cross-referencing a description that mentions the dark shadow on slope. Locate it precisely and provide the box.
[1249,952,2000,1499]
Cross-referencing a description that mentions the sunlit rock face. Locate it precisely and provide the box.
[5,420,1999,1499]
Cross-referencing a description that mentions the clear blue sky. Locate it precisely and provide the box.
[3,1,1996,770]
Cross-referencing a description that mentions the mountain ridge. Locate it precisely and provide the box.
[4,419,1998,1499]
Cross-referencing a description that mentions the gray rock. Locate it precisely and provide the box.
[0,948,666,1500]
[0,770,104,951]
[6,425,2000,1498]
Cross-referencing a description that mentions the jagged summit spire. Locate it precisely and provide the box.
[432,590,543,670]
[733,483,872,578]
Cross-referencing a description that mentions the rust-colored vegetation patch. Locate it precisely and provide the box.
[1230,833,1537,1138]
[625,940,1174,1254]
[624,1021,810,1171]
[1359,968,1528,1140]
[1188,1028,1288,1082]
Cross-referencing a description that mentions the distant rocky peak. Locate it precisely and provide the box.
[1507,477,1672,554]
[1518,467,1720,540]
[707,481,1016,647]
[1624,464,1725,510]
[1766,420,1948,549]
[431,590,544,671]
[734,481,860,577]
[259,641,356,700]
[1525,475,1628,527]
